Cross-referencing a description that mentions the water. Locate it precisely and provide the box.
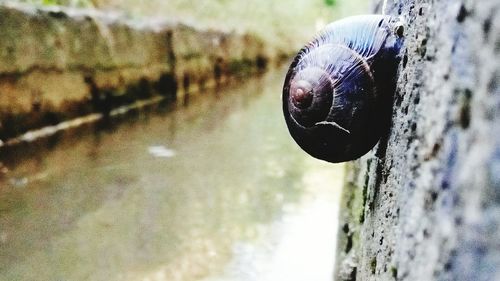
[0,67,344,281]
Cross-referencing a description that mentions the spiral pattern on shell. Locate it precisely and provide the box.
[283,15,404,163]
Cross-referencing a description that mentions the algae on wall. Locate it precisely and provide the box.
[0,4,269,142]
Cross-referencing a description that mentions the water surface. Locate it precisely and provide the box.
[0,68,344,281]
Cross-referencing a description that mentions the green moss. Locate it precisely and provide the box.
[227,58,255,76]
[324,0,337,6]
[334,162,366,268]
[370,257,377,274]
[391,266,398,279]
[361,177,368,223]
[181,52,203,60]
[23,0,94,7]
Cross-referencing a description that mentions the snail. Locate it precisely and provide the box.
[282,15,404,163]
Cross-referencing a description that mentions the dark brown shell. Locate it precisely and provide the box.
[283,15,404,163]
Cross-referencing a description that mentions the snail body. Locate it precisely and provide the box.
[283,15,404,163]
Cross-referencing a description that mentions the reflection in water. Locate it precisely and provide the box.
[148,146,176,158]
[0,68,344,281]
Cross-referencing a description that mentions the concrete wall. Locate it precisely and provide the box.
[335,0,499,281]
[0,3,269,141]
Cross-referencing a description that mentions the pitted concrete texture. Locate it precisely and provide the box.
[335,0,499,280]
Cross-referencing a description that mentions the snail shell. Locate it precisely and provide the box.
[283,15,404,163]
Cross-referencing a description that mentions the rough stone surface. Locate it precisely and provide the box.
[335,0,499,281]
[0,3,270,141]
